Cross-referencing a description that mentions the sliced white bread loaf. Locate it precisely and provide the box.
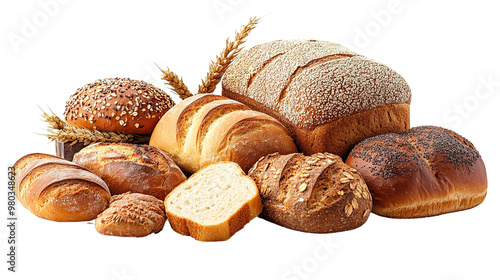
[164,162,262,241]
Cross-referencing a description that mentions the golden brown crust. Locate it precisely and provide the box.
[73,143,187,200]
[345,126,488,218]
[64,77,175,134]
[95,192,166,237]
[221,39,411,157]
[164,161,262,241]
[13,153,111,222]
[150,94,298,173]
[248,152,372,233]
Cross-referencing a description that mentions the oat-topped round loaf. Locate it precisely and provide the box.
[222,40,411,158]
[64,77,175,134]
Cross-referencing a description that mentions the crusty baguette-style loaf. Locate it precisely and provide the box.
[14,153,111,222]
[345,126,487,218]
[149,94,297,173]
[73,143,186,200]
[95,192,166,237]
[164,162,262,241]
[222,39,411,158]
[248,152,372,233]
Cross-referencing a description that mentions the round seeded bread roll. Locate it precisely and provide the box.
[222,39,411,158]
[345,126,487,218]
[248,152,372,233]
[64,77,175,135]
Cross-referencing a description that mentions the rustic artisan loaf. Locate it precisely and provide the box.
[95,192,166,237]
[73,143,186,200]
[14,153,111,222]
[248,152,372,233]
[222,39,411,158]
[345,126,487,218]
[149,94,297,173]
[164,162,262,241]
[64,77,175,134]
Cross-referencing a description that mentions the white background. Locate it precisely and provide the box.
[1,1,499,280]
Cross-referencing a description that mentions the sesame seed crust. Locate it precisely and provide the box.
[64,77,175,135]
[222,40,411,130]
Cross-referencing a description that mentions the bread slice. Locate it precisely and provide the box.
[164,162,262,241]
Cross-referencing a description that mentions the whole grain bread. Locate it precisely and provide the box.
[248,152,372,233]
[149,94,297,173]
[222,39,411,158]
[14,153,110,222]
[73,143,186,200]
[95,192,166,237]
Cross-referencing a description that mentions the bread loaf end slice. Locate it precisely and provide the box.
[164,162,262,241]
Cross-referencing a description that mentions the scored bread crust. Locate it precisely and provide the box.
[345,126,488,218]
[73,143,187,200]
[248,152,372,233]
[149,94,298,173]
[164,162,263,241]
[95,192,166,237]
[14,153,111,222]
[222,39,411,158]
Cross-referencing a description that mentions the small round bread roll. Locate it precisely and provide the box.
[345,126,487,218]
[64,77,175,134]
[95,192,166,237]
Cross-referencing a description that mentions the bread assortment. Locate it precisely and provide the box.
[248,152,372,233]
[222,39,411,158]
[164,162,262,241]
[345,126,487,218]
[73,143,186,200]
[14,153,111,222]
[15,35,487,240]
[95,192,166,237]
[149,94,298,173]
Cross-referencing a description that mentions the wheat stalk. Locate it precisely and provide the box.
[156,63,193,100]
[198,16,260,94]
[41,110,150,145]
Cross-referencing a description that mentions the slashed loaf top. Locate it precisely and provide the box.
[222,40,411,130]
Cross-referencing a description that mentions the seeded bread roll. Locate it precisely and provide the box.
[64,77,175,135]
[149,94,298,173]
[95,192,166,237]
[73,143,187,200]
[248,152,372,233]
[222,39,411,158]
[14,153,111,222]
[345,126,488,218]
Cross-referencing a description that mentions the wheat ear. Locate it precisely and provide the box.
[198,16,260,94]
[156,63,192,100]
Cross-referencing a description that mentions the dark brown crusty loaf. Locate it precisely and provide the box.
[95,192,166,237]
[64,77,175,135]
[222,39,411,158]
[345,126,487,218]
[248,152,372,233]
[73,143,187,200]
[14,153,111,222]
[149,94,298,173]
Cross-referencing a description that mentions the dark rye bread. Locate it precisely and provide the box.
[345,126,487,218]
[222,39,411,158]
[73,143,187,200]
[14,153,110,222]
[248,152,372,233]
[95,192,166,237]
